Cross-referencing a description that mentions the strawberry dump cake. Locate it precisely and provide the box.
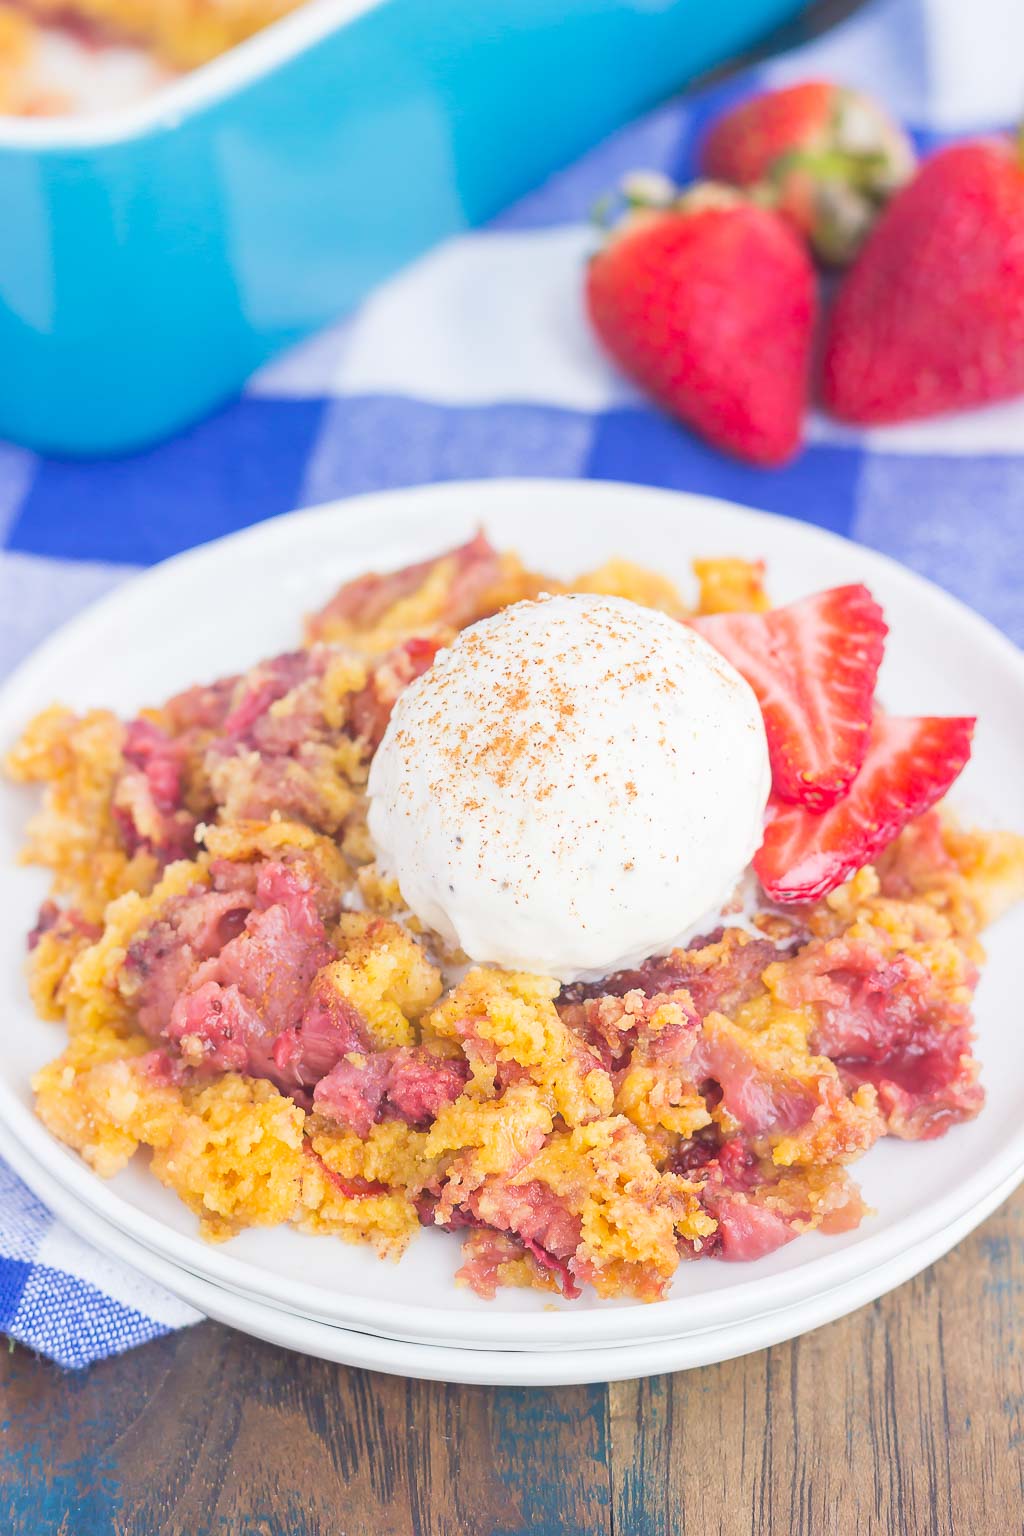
[6,533,1024,1304]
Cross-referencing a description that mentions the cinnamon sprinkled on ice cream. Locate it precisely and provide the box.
[367,594,770,982]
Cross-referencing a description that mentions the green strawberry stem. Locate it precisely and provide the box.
[774,146,893,192]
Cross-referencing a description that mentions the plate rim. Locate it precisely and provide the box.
[1,475,1023,1349]
[1,1107,1019,1387]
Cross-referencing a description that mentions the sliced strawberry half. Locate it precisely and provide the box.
[691,584,887,811]
[754,713,975,903]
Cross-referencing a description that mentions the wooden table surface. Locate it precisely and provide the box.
[2,1180,1021,1535]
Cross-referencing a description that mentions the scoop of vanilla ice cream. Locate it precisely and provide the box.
[367,592,770,983]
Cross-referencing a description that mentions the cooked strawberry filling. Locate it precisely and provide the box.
[304,530,504,646]
[561,930,788,1016]
[124,856,339,1092]
[9,539,1022,1304]
[27,899,101,952]
[112,718,197,861]
[769,921,982,1139]
[313,1048,470,1137]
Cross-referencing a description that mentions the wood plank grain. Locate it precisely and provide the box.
[3,1184,1022,1533]
[608,1183,1024,1536]
[0,1326,611,1536]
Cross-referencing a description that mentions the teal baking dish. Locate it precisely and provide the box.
[0,0,809,456]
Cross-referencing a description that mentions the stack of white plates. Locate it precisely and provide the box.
[2,481,1023,1386]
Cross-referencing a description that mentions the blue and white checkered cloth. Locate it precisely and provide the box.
[1,0,1022,1367]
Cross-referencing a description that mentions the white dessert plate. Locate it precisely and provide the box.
[0,1104,1018,1387]
[1,479,1022,1353]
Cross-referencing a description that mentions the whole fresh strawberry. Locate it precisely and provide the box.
[586,183,816,466]
[701,80,915,264]
[823,138,1024,424]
